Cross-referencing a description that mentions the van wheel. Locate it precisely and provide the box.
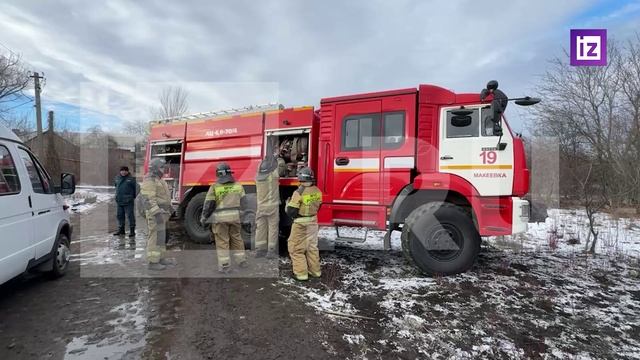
[184,192,212,244]
[48,233,70,278]
[401,202,480,276]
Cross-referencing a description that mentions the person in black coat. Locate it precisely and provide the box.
[113,166,139,244]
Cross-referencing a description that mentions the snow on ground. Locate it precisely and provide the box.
[515,208,640,259]
[281,209,640,359]
[64,187,114,214]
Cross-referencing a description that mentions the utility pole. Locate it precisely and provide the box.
[30,72,44,157]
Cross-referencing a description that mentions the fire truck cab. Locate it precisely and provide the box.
[146,81,536,275]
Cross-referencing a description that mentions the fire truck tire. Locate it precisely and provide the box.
[401,202,480,276]
[184,192,212,244]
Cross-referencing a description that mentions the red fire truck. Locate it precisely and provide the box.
[145,81,537,275]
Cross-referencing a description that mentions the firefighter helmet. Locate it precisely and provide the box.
[297,167,315,183]
[216,162,234,184]
[148,158,166,177]
[256,154,278,181]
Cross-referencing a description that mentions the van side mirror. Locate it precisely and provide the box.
[60,173,76,195]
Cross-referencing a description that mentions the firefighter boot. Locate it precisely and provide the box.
[292,273,309,281]
[159,258,177,266]
[148,262,166,271]
[218,263,230,274]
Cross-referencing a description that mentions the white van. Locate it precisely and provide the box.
[0,123,76,285]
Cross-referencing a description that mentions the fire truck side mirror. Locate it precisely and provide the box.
[451,115,472,127]
[514,96,541,106]
[451,108,473,127]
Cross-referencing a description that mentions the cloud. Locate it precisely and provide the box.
[0,0,636,132]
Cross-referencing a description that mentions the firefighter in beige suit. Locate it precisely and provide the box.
[201,163,247,273]
[255,154,279,257]
[140,158,174,271]
[285,167,323,281]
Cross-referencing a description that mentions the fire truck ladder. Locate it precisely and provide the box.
[151,103,285,124]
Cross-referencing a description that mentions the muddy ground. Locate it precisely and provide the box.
[0,196,639,359]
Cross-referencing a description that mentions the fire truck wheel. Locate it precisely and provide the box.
[184,192,212,244]
[401,202,480,276]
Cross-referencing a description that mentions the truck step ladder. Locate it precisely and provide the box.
[334,225,370,244]
[383,229,392,251]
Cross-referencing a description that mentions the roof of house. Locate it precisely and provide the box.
[23,130,137,151]
[22,130,79,149]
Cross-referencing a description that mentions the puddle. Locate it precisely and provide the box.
[70,234,145,267]
[64,287,149,359]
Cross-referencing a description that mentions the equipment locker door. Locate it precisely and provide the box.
[332,100,382,206]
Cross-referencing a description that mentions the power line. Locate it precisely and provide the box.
[0,92,34,104]
[0,99,34,113]
[0,40,37,73]
[0,40,20,58]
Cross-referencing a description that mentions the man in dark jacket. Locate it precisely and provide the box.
[114,166,139,244]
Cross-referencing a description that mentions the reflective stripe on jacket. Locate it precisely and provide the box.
[205,182,245,223]
[287,185,322,224]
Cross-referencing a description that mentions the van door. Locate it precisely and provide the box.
[438,105,514,196]
[0,143,34,283]
[16,147,61,259]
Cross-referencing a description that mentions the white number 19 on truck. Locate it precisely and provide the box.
[146,80,539,275]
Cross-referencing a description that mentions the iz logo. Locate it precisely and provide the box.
[570,29,607,66]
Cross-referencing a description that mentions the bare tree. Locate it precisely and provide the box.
[150,86,190,120]
[0,53,30,108]
[617,33,640,209]
[573,162,608,254]
[531,36,640,253]
[0,113,32,134]
[122,118,150,138]
[82,125,119,149]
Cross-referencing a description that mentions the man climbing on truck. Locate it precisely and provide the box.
[255,153,280,258]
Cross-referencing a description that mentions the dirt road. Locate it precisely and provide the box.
[0,197,638,359]
[0,200,354,359]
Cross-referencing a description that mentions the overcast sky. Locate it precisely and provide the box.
[1,0,639,132]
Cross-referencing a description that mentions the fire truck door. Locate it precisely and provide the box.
[380,94,416,205]
[332,100,382,205]
[438,105,514,196]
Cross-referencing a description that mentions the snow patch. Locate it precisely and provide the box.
[342,334,365,345]
[64,187,114,214]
